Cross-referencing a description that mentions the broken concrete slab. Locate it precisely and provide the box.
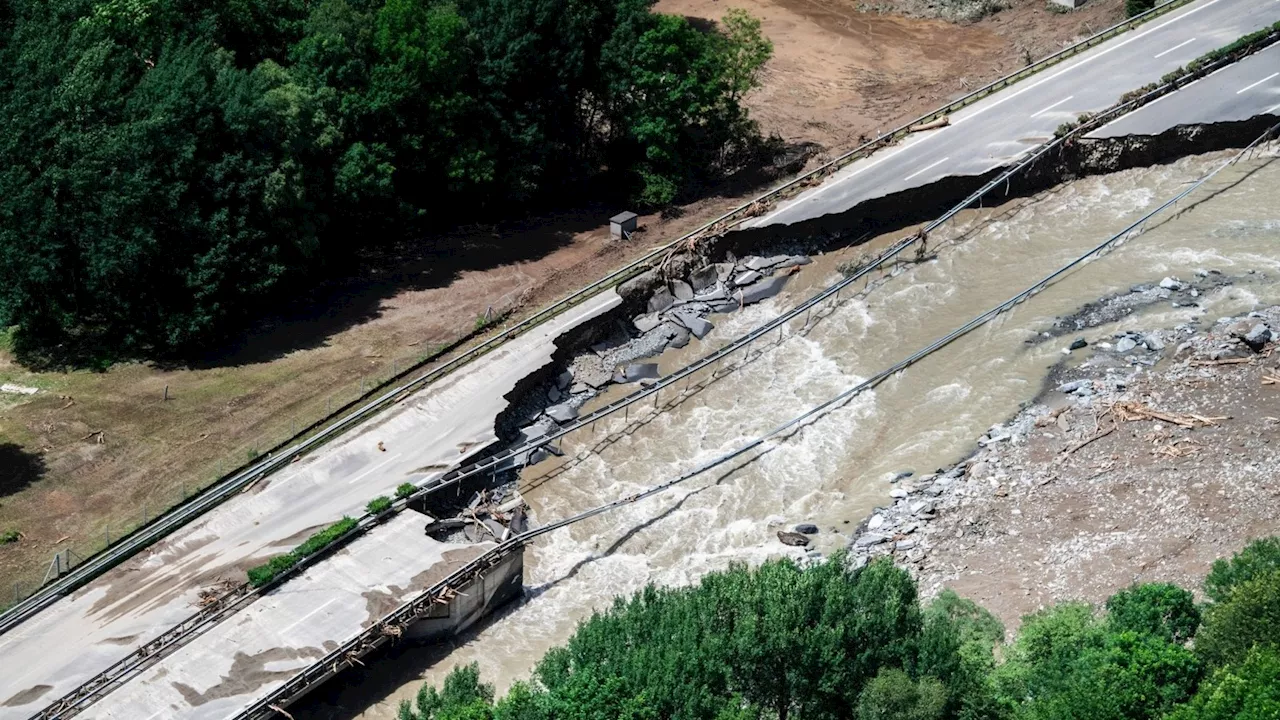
[516,423,552,445]
[690,265,719,292]
[695,283,729,302]
[648,286,674,314]
[685,316,713,339]
[671,280,694,301]
[634,313,661,333]
[733,270,763,287]
[776,255,812,269]
[669,305,702,326]
[545,403,578,424]
[620,363,660,383]
[715,263,735,283]
[738,275,788,305]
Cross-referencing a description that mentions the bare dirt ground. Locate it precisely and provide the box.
[681,0,1126,150]
[856,299,1280,631]
[0,0,1124,597]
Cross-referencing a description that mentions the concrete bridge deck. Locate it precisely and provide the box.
[0,291,618,720]
[78,512,511,720]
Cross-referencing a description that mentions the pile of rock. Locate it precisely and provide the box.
[842,304,1280,582]
[1214,314,1273,356]
[845,467,965,568]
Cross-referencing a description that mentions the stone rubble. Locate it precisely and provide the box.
[841,294,1280,611]
[514,253,809,446]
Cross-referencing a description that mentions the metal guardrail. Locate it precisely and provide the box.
[235,118,1280,720]
[0,0,1198,637]
[35,17,1280,719]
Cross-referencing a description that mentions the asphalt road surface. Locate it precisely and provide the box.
[749,0,1280,229]
[0,291,619,720]
[6,0,1280,715]
[1090,41,1280,136]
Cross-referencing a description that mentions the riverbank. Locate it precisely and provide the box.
[852,294,1280,629]
[0,0,1125,596]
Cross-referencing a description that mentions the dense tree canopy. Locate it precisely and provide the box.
[0,0,772,361]
[395,539,1280,720]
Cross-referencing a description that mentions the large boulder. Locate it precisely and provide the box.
[1245,323,1272,351]
[621,363,660,382]
[667,325,692,349]
[778,531,811,547]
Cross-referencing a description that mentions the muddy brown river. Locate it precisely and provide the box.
[296,146,1280,718]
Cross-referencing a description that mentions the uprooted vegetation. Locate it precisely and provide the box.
[246,517,358,588]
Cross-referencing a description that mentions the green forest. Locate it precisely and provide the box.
[0,0,772,362]
[396,538,1280,720]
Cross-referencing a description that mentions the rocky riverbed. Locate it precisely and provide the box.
[843,286,1280,628]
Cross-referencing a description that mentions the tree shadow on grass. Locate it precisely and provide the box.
[12,134,816,374]
[184,204,615,370]
[0,442,45,498]
[188,138,813,372]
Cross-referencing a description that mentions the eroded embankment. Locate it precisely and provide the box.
[488,116,1280,457]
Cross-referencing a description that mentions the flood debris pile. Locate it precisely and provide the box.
[425,487,529,544]
[508,253,810,451]
[843,300,1280,625]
